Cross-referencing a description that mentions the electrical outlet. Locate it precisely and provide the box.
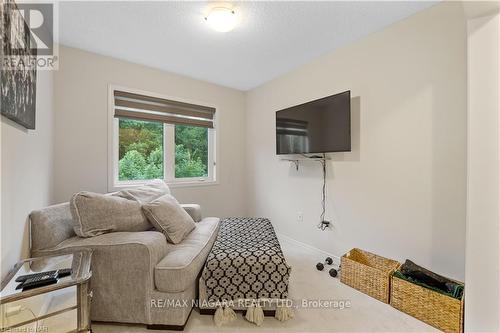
[297,212,303,222]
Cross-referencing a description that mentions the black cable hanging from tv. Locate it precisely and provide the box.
[299,153,330,230]
[319,155,326,224]
[317,153,330,231]
[303,153,330,231]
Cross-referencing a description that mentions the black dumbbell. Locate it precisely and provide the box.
[329,265,341,278]
[316,257,333,271]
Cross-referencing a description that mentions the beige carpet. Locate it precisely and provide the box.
[93,237,438,332]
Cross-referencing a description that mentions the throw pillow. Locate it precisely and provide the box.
[70,191,151,237]
[142,194,196,244]
[113,179,170,203]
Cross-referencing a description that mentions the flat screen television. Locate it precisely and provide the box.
[276,90,351,155]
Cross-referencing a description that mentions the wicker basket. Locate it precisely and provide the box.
[340,248,400,303]
[391,272,464,333]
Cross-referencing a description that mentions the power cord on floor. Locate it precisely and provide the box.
[22,306,39,332]
[4,305,40,332]
[21,306,38,332]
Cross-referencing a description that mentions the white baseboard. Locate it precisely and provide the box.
[277,233,341,266]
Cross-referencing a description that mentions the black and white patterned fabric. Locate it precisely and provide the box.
[202,217,291,302]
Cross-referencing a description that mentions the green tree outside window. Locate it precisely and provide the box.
[118,119,209,181]
[175,125,208,178]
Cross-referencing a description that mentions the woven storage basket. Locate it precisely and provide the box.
[390,272,464,333]
[340,248,400,303]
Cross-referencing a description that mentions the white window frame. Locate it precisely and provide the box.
[107,85,218,192]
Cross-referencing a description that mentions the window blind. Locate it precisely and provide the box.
[113,90,216,128]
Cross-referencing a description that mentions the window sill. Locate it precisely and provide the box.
[108,180,218,192]
[168,180,219,188]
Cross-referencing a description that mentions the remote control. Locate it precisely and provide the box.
[57,268,72,278]
[15,270,57,283]
[21,273,58,291]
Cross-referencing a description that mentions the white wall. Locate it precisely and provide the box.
[465,11,500,333]
[245,2,467,280]
[1,70,54,280]
[53,46,247,217]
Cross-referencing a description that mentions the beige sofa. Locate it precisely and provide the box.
[29,200,219,330]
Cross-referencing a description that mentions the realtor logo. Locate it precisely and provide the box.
[1,0,58,70]
[15,2,53,55]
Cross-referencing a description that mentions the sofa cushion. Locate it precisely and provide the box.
[113,180,170,203]
[70,191,151,237]
[142,194,196,244]
[155,217,219,293]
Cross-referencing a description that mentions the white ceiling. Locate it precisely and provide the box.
[59,1,437,91]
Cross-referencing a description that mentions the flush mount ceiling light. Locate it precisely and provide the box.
[204,7,237,32]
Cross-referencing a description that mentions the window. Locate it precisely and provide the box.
[118,118,164,181]
[175,125,209,178]
[109,88,216,190]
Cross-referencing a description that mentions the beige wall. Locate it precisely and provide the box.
[53,46,247,217]
[245,2,467,280]
[1,2,471,286]
[1,71,54,279]
[465,11,500,332]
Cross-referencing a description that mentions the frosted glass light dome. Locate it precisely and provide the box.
[205,7,237,32]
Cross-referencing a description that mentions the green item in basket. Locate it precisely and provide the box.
[393,270,464,300]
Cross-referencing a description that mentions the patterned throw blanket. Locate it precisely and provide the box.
[202,217,291,303]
